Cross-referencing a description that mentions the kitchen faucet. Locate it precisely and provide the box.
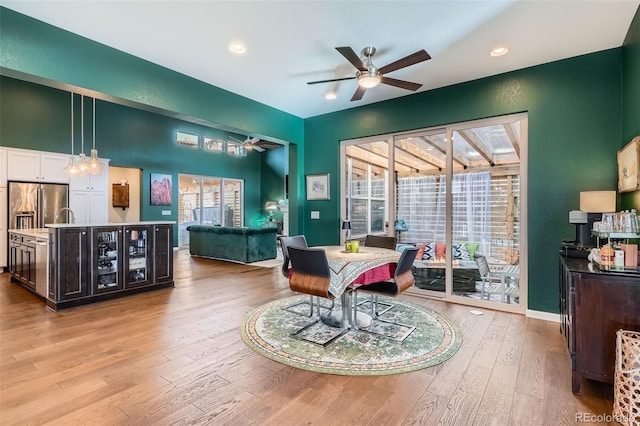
[55,207,76,224]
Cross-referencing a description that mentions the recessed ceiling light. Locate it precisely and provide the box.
[229,41,246,54]
[325,92,337,100]
[490,46,509,57]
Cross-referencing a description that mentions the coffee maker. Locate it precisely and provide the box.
[564,191,616,256]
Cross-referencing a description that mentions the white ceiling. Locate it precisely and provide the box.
[2,1,638,119]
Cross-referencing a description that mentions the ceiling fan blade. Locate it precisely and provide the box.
[336,47,367,72]
[351,85,367,101]
[381,77,422,91]
[254,146,265,152]
[378,50,431,74]
[307,76,356,85]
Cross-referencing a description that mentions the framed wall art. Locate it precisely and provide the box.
[617,136,640,193]
[150,173,173,206]
[306,173,330,200]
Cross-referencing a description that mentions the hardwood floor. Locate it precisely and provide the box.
[1,249,616,425]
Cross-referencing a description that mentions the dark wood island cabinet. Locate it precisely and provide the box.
[559,254,640,394]
[47,222,175,310]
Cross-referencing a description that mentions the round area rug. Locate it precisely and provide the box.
[240,295,462,375]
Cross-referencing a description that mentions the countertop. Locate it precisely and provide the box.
[45,221,176,228]
[8,228,50,239]
[560,253,640,279]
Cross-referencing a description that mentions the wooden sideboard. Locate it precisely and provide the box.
[559,254,640,394]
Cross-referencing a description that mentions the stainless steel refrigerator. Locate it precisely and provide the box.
[8,181,70,229]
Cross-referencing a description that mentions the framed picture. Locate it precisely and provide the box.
[306,173,330,200]
[150,173,173,206]
[617,136,640,193]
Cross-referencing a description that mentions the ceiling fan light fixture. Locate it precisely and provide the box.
[357,70,382,88]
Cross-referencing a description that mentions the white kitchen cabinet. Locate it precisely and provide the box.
[70,190,108,224]
[0,186,7,267]
[7,149,69,183]
[69,159,109,192]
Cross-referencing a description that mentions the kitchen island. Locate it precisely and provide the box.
[9,222,175,310]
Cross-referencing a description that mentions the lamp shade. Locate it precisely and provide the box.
[265,201,277,210]
[579,191,616,212]
[341,220,351,230]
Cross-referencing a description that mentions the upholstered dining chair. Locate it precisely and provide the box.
[364,234,397,250]
[281,235,323,316]
[352,246,418,327]
[288,246,334,318]
[279,235,308,279]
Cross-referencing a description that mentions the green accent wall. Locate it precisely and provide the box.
[0,76,267,243]
[623,6,640,142]
[621,6,640,211]
[304,49,624,313]
[0,7,304,242]
[1,5,639,314]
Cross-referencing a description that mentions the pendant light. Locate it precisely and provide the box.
[64,92,79,178]
[76,94,89,177]
[86,97,103,174]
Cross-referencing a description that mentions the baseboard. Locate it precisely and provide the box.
[526,309,560,323]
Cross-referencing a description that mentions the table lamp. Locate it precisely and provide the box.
[342,220,351,244]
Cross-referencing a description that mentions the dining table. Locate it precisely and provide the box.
[316,245,401,329]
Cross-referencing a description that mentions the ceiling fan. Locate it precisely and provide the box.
[307,46,431,101]
[229,135,265,152]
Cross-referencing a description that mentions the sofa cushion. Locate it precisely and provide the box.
[467,242,480,259]
[422,242,435,260]
[453,243,470,260]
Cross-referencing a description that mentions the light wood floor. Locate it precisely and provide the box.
[1,250,616,425]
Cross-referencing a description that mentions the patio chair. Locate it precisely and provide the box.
[364,234,397,250]
[476,255,519,303]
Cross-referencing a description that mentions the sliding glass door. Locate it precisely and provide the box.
[342,138,390,243]
[177,174,244,248]
[341,114,527,313]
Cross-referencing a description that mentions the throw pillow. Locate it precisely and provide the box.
[415,243,426,260]
[467,242,480,259]
[423,242,435,260]
[453,243,470,260]
[436,243,446,260]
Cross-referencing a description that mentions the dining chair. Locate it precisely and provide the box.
[288,246,334,318]
[476,255,519,303]
[279,235,308,279]
[364,234,398,250]
[352,247,418,329]
[280,235,322,316]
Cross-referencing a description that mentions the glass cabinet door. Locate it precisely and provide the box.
[124,226,152,287]
[93,227,123,293]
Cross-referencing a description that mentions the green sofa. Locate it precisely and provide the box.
[186,225,277,263]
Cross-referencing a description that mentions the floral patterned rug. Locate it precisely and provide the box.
[240,295,463,375]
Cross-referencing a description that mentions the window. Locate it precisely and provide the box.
[176,131,199,147]
[177,174,244,247]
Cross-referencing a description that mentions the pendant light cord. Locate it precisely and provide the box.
[70,92,74,155]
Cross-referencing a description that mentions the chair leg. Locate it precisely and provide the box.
[351,291,358,330]
[308,295,314,317]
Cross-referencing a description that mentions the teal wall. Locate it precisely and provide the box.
[621,6,640,211]
[0,7,304,241]
[304,49,624,313]
[0,76,266,243]
[2,5,639,314]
